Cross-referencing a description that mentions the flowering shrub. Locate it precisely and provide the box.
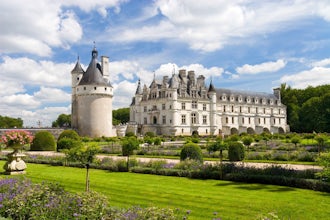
[0,130,33,147]
[0,178,182,220]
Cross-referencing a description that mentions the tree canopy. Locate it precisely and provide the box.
[280,83,330,133]
[112,108,129,125]
[0,116,23,128]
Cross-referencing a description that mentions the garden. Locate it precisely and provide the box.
[0,130,330,219]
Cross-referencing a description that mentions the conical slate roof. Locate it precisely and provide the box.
[208,81,216,93]
[71,58,84,74]
[78,47,109,86]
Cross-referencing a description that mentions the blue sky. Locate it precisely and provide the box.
[1,0,330,127]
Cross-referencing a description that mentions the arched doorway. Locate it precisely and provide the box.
[247,127,255,134]
[278,127,285,134]
[153,116,157,124]
[230,128,238,135]
[192,130,199,136]
[263,128,270,133]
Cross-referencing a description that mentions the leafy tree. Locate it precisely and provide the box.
[30,131,56,151]
[291,135,301,148]
[64,144,100,191]
[209,138,228,179]
[57,130,81,151]
[0,116,23,128]
[52,114,71,128]
[316,152,330,182]
[228,142,245,161]
[242,136,254,152]
[315,134,327,156]
[121,137,140,171]
[112,108,129,125]
[180,142,203,163]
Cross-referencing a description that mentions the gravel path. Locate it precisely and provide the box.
[19,151,322,171]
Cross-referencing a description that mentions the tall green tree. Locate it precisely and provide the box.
[113,108,130,125]
[64,144,100,192]
[121,136,139,171]
[52,114,71,128]
[0,116,23,128]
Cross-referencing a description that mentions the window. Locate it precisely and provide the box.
[248,117,251,124]
[248,107,251,113]
[225,117,229,124]
[232,117,234,124]
[182,103,186,110]
[264,118,266,124]
[144,106,147,112]
[84,87,86,90]
[239,106,242,113]
[231,106,234,112]
[191,113,197,124]
[203,104,206,111]
[258,118,261,124]
[144,117,147,124]
[94,87,97,90]
[256,107,258,113]
[192,101,197,109]
[223,106,226,112]
[242,118,245,124]
[278,109,281,114]
[263,108,266,114]
[181,115,186,124]
[203,115,207,124]
[162,115,166,124]
[162,104,166,110]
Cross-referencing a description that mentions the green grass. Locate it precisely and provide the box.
[1,161,329,219]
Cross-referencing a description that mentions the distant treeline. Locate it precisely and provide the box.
[280,83,330,133]
[0,115,23,128]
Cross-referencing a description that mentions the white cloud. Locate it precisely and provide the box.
[280,67,330,88]
[113,80,137,109]
[0,0,84,57]
[236,59,286,74]
[0,94,40,109]
[34,87,71,103]
[0,81,25,96]
[311,58,330,67]
[0,56,73,87]
[109,0,330,52]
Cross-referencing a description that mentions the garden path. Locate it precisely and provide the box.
[21,151,322,171]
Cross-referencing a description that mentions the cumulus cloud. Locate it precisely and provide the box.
[112,80,137,109]
[311,58,330,67]
[280,66,330,89]
[0,56,73,87]
[108,0,330,52]
[0,0,127,56]
[236,59,286,74]
[34,87,71,103]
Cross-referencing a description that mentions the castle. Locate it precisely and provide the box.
[71,46,114,137]
[130,70,289,136]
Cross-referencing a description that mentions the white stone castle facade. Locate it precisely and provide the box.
[130,69,289,136]
[71,47,114,137]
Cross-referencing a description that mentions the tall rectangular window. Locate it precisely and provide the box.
[162,104,166,110]
[203,104,207,111]
[191,113,197,124]
[203,115,207,124]
[144,117,147,124]
[162,115,166,124]
[182,103,186,110]
[192,101,197,109]
[181,115,186,124]
[144,106,147,112]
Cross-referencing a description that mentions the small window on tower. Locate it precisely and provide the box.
[77,77,79,80]
[105,87,107,91]
[84,87,86,90]
[94,87,97,90]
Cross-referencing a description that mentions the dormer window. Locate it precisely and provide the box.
[230,96,235,102]
[255,98,259,104]
[222,95,227,101]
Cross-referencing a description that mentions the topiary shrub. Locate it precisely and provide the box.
[180,142,203,163]
[145,132,155,138]
[57,137,82,152]
[57,130,80,142]
[30,131,56,151]
[228,142,245,161]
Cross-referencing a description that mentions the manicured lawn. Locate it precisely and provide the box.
[1,161,329,219]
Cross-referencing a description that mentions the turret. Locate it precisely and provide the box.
[273,87,281,103]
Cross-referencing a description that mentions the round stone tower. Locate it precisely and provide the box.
[71,46,114,137]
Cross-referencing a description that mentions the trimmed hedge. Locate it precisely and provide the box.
[228,142,245,161]
[30,131,56,151]
[180,142,203,162]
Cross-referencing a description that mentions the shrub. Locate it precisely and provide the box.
[145,132,155,138]
[154,137,162,145]
[180,142,203,163]
[57,130,80,141]
[228,142,245,161]
[57,138,82,152]
[30,131,56,151]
